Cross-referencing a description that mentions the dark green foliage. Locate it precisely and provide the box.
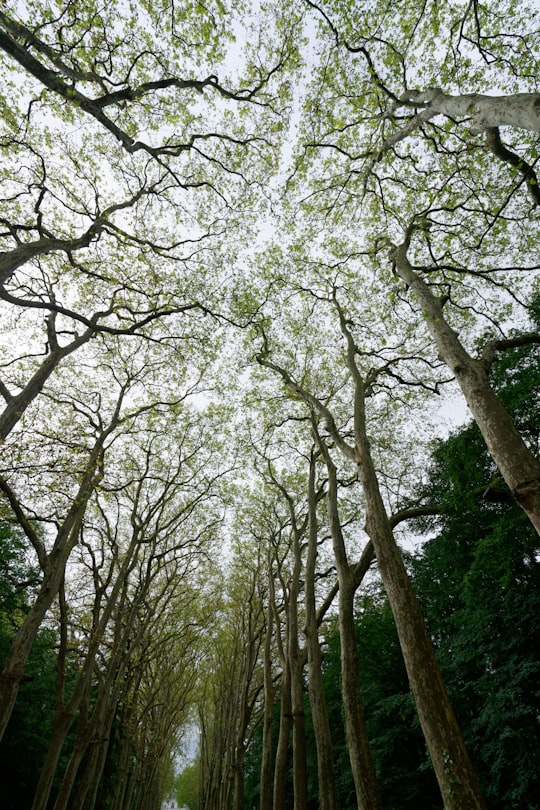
[0,502,58,809]
[0,627,59,809]
[0,502,39,635]
[410,327,540,808]
[243,315,540,809]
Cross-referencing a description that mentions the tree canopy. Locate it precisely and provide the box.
[0,1,539,808]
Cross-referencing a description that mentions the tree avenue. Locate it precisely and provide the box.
[0,1,539,809]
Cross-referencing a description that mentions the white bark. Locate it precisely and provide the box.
[403,89,540,132]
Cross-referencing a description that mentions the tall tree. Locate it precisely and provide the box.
[255,283,486,809]
[290,0,540,532]
[389,220,540,532]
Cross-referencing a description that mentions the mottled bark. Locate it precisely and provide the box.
[336,298,487,809]
[319,440,383,810]
[402,88,540,132]
[304,451,338,810]
[356,424,486,809]
[391,231,540,535]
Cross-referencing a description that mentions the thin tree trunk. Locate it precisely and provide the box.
[272,663,292,810]
[111,732,134,810]
[70,703,115,810]
[289,521,308,810]
[290,646,308,810]
[260,562,275,810]
[52,723,90,810]
[304,448,338,810]
[318,439,383,810]
[32,706,82,810]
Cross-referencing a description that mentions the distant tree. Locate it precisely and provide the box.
[176,761,200,810]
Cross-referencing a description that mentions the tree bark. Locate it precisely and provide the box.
[304,450,338,810]
[351,379,486,809]
[391,232,540,535]
[402,89,540,132]
[70,704,115,810]
[260,558,275,810]
[318,439,383,810]
[289,522,308,810]
[272,662,292,810]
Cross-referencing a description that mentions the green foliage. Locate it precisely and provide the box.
[241,325,540,809]
[0,503,39,633]
[411,333,540,808]
[175,760,201,809]
[0,508,59,809]
[0,628,60,810]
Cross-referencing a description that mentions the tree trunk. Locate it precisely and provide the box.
[392,236,540,535]
[111,730,134,810]
[272,664,292,810]
[70,707,114,810]
[31,709,77,810]
[353,378,487,810]
[290,645,308,810]
[0,328,92,440]
[403,89,540,132]
[260,562,275,810]
[52,723,91,810]
[304,452,338,810]
[319,441,383,810]
[289,519,308,810]
[0,422,111,740]
[0,545,81,741]
[257,327,487,809]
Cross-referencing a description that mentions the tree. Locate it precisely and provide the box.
[0,0,297,750]
[28,405,223,810]
[389,220,540,532]
[313,428,382,810]
[0,506,66,810]
[255,281,486,809]
[291,0,540,534]
[0,0,296,442]
[411,331,540,808]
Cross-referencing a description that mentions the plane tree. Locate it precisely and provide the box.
[0,3,296,172]
[388,220,540,531]
[290,0,540,533]
[195,559,266,810]
[27,401,226,810]
[259,454,313,810]
[0,0,300,446]
[409,336,540,809]
[248,255,486,808]
[300,0,540,201]
[0,327,216,740]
